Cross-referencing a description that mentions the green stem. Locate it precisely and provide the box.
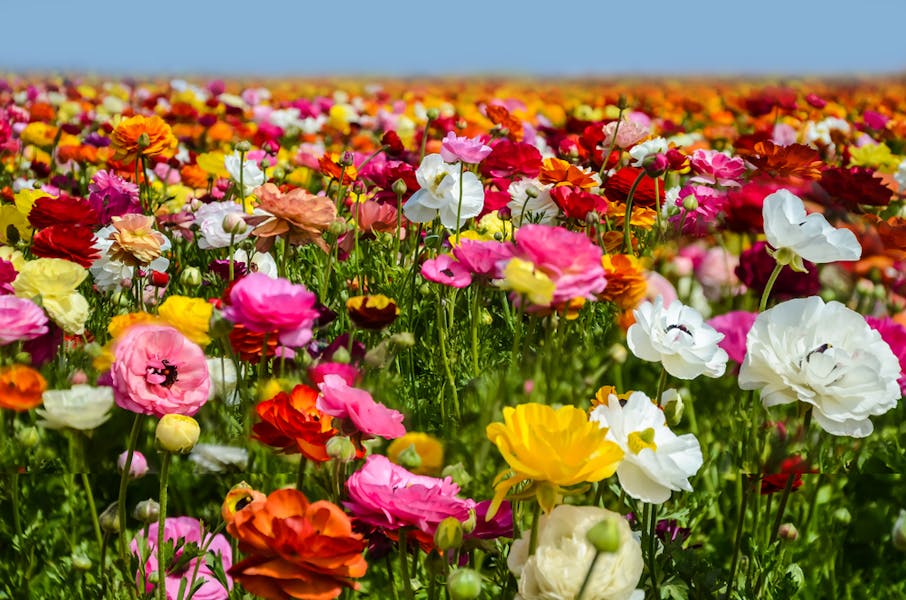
[11,471,21,536]
[598,105,626,182]
[296,457,308,492]
[654,367,669,404]
[577,552,602,600]
[528,501,541,556]
[399,528,414,600]
[156,452,172,600]
[118,414,145,560]
[758,262,785,313]
[725,476,753,600]
[621,171,647,254]
[645,503,660,599]
[436,289,460,420]
[82,473,104,557]
[469,286,481,377]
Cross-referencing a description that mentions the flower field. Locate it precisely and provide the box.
[1,75,905,599]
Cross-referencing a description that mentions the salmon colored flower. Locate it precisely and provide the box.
[249,183,339,253]
[226,488,367,600]
[107,213,167,267]
[253,384,337,462]
[0,365,48,411]
[486,403,623,517]
[110,114,178,163]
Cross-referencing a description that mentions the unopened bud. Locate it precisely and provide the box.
[99,502,120,533]
[643,153,669,178]
[364,343,390,369]
[14,351,31,365]
[137,133,150,149]
[391,178,408,197]
[331,347,351,364]
[179,266,202,287]
[441,463,472,489]
[71,552,92,571]
[118,450,148,479]
[587,516,622,553]
[326,436,357,462]
[660,389,684,426]
[893,510,906,552]
[327,220,347,236]
[222,212,248,235]
[155,414,200,454]
[461,508,477,534]
[426,108,440,121]
[234,140,251,153]
[16,426,39,448]
[447,569,482,600]
[133,499,161,523]
[682,195,699,212]
[608,343,628,365]
[396,444,422,470]
[585,211,600,226]
[778,522,799,542]
[434,516,464,551]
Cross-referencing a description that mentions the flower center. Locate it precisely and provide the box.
[146,359,178,388]
[628,428,657,454]
[665,323,692,336]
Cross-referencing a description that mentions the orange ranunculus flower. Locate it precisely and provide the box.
[318,154,357,185]
[538,157,601,189]
[252,384,337,462]
[0,365,47,411]
[180,163,210,189]
[736,141,824,181]
[485,104,524,141]
[248,183,339,253]
[599,254,648,310]
[226,488,368,600]
[110,114,178,163]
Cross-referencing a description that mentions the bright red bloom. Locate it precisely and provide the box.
[550,186,608,221]
[604,166,664,207]
[761,456,811,495]
[737,141,824,181]
[27,194,98,229]
[253,384,337,462]
[479,140,542,179]
[30,225,99,268]
[818,166,893,211]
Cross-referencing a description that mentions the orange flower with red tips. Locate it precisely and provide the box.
[485,104,524,141]
[226,488,368,600]
[538,157,600,189]
[110,114,177,163]
[0,365,47,411]
[737,141,824,181]
[253,384,337,462]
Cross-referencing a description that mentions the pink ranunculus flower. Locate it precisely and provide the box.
[866,316,906,396]
[131,516,232,600]
[117,450,148,479]
[452,238,514,278]
[111,324,211,417]
[707,311,759,365]
[307,361,360,386]
[688,149,747,188]
[440,131,493,164]
[510,224,607,305]
[221,272,319,347]
[317,374,405,439]
[695,247,744,302]
[0,296,48,345]
[421,254,472,288]
[344,454,475,546]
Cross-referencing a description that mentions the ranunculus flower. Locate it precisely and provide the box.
[627,296,728,379]
[221,273,319,347]
[440,131,492,164]
[866,316,906,396]
[107,213,168,267]
[739,297,901,437]
[27,193,97,229]
[403,154,485,229]
[157,295,214,347]
[421,254,472,288]
[0,365,47,411]
[110,114,177,163]
[688,149,746,187]
[248,183,338,253]
[30,224,100,268]
[189,443,249,474]
[344,454,474,547]
[226,488,367,600]
[88,169,141,224]
[316,374,405,440]
[224,150,266,196]
[0,296,48,345]
[253,384,337,462]
[118,450,148,478]
[194,201,252,249]
[37,384,114,430]
[707,310,758,365]
[590,391,703,503]
[451,238,514,278]
[507,178,559,226]
[131,516,232,600]
[762,189,861,268]
[507,504,643,600]
[735,241,820,300]
[111,324,211,417]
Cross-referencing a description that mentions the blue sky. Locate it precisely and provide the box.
[2,0,904,76]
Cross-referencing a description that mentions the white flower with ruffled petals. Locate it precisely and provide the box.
[403,154,484,229]
[590,391,703,504]
[739,296,900,438]
[37,385,114,431]
[627,296,728,379]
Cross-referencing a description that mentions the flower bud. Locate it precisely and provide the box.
[155,414,200,454]
[234,140,251,153]
[391,178,408,197]
[643,153,669,178]
[608,343,628,365]
[426,108,440,121]
[70,370,88,385]
[777,522,799,542]
[461,508,477,534]
[364,343,390,369]
[118,450,149,479]
[179,266,203,288]
[331,347,351,364]
[16,426,39,448]
[327,220,347,236]
[893,509,906,552]
[586,516,623,553]
[133,499,161,523]
[441,463,472,489]
[396,444,422,470]
[434,516,464,551]
[14,351,32,365]
[222,212,249,235]
[71,552,92,571]
[389,332,415,348]
[660,389,684,426]
[447,568,482,600]
[682,194,699,212]
[137,133,150,149]
[208,310,234,339]
[99,502,120,534]
[326,436,357,462]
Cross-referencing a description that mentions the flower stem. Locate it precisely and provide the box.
[156,452,172,600]
[296,457,308,492]
[82,473,104,557]
[758,262,785,313]
[644,503,660,598]
[469,286,481,377]
[724,475,753,600]
[621,171,647,254]
[577,551,602,600]
[528,500,541,556]
[436,288,460,420]
[654,367,669,404]
[399,528,414,600]
[117,414,145,560]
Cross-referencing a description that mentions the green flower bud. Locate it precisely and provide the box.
[426,108,440,121]
[16,426,39,449]
[586,516,622,553]
[326,436,357,463]
[234,140,251,153]
[434,516,464,551]
[331,347,351,364]
[71,552,92,571]
[391,178,408,197]
[447,568,482,600]
[133,499,160,524]
[660,389,684,426]
[777,522,799,542]
[397,444,422,470]
[893,509,906,552]
[99,502,120,534]
[179,266,203,287]
[441,462,472,488]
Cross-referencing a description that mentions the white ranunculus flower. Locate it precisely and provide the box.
[762,189,861,267]
[233,248,277,278]
[91,225,171,291]
[224,150,266,197]
[403,154,484,229]
[194,201,251,249]
[628,137,669,167]
[189,443,249,473]
[206,357,238,404]
[627,295,728,379]
[508,505,643,600]
[590,391,703,504]
[739,296,901,437]
[507,178,559,225]
[37,385,114,431]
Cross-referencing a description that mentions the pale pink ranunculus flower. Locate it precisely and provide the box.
[602,117,649,149]
[0,296,48,345]
[317,374,405,439]
[695,247,743,302]
[344,454,474,543]
[688,149,746,188]
[117,450,148,479]
[131,516,232,600]
[111,324,211,418]
[421,254,472,288]
[221,273,319,347]
[440,131,492,164]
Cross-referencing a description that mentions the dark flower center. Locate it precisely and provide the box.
[665,323,692,336]
[147,359,179,388]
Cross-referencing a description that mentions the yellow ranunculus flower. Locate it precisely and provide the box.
[42,293,90,335]
[486,403,623,517]
[848,143,901,172]
[500,258,555,307]
[158,295,214,346]
[20,122,58,148]
[387,432,444,475]
[0,206,32,245]
[13,258,87,299]
[196,151,230,178]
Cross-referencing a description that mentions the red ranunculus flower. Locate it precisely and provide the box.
[27,194,98,229]
[479,140,542,179]
[761,455,812,495]
[818,166,893,211]
[253,384,337,462]
[551,185,608,221]
[30,224,99,268]
[604,166,664,207]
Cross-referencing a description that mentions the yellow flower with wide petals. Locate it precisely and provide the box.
[158,295,214,346]
[500,258,555,307]
[485,403,623,517]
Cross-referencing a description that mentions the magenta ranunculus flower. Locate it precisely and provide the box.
[345,454,475,544]
[421,254,472,288]
[452,238,514,278]
[112,324,211,417]
[688,149,747,188]
[866,316,906,396]
[317,374,405,439]
[440,131,493,164]
[707,311,759,365]
[88,169,141,224]
[131,516,232,600]
[0,296,48,345]
[221,272,319,347]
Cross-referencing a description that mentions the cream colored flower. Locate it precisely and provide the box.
[37,385,114,431]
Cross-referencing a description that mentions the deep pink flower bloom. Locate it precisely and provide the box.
[88,169,141,224]
[344,455,474,543]
[689,149,746,188]
[307,361,359,386]
[421,255,472,288]
[707,311,758,365]
[866,316,906,395]
[111,325,211,417]
[452,239,514,278]
[117,450,148,479]
[317,374,405,439]
[0,296,48,345]
[0,259,17,294]
[440,131,492,164]
[511,224,607,305]
[131,516,232,600]
[222,273,319,347]
[669,184,728,237]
